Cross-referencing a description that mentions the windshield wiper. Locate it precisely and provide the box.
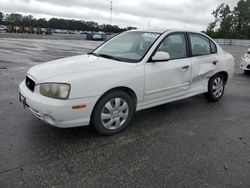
[98,53,122,61]
[88,52,99,57]
[88,52,121,61]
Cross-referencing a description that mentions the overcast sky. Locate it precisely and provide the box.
[0,0,238,31]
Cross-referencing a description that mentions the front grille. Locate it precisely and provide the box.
[26,76,35,92]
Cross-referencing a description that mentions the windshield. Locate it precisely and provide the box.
[92,31,160,63]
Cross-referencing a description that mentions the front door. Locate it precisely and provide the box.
[144,33,191,107]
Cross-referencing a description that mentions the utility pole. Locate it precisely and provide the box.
[110,0,113,25]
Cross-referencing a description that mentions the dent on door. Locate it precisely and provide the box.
[190,56,216,84]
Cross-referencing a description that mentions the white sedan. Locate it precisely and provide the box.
[19,29,234,135]
[240,48,250,74]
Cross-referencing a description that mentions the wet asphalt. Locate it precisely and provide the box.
[0,37,250,187]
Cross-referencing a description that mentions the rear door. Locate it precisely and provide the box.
[188,33,218,87]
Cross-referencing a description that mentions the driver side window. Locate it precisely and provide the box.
[156,33,187,60]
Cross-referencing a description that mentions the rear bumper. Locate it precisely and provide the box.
[19,80,98,128]
[240,58,250,70]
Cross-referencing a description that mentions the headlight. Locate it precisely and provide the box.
[39,83,70,99]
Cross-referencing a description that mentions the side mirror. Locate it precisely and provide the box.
[151,51,170,62]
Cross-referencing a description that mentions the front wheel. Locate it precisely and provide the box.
[91,91,135,135]
[204,74,225,102]
[244,70,250,74]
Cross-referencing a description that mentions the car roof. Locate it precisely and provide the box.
[128,29,202,34]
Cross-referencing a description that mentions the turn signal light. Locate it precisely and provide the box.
[72,104,86,110]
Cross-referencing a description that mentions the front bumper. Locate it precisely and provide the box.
[19,80,98,128]
[240,58,250,70]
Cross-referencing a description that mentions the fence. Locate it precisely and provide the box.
[214,39,250,46]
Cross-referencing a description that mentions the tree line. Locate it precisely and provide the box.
[206,0,250,39]
[0,12,136,33]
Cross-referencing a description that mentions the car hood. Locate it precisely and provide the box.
[27,54,132,83]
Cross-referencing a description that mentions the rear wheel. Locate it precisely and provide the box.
[91,91,135,135]
[204,74,225,102]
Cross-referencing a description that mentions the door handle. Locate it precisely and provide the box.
[182,66,189,71]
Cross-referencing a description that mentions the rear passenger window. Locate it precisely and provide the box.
[189,34,210,56]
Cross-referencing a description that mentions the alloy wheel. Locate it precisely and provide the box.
[212,77,224,98]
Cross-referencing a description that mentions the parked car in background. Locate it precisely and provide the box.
[83,31,107,41]
[92,31,106,41]
[19,29,234,135]
[0,25,7,33]
[83,31,93,40]
[240,48,250,74]
[6,25,51,34]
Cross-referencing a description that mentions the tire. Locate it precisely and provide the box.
[244,70,250,74]
[91,91,135,135]
[204,74,225,102]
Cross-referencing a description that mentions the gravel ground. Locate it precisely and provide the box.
[0,38,250,187]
